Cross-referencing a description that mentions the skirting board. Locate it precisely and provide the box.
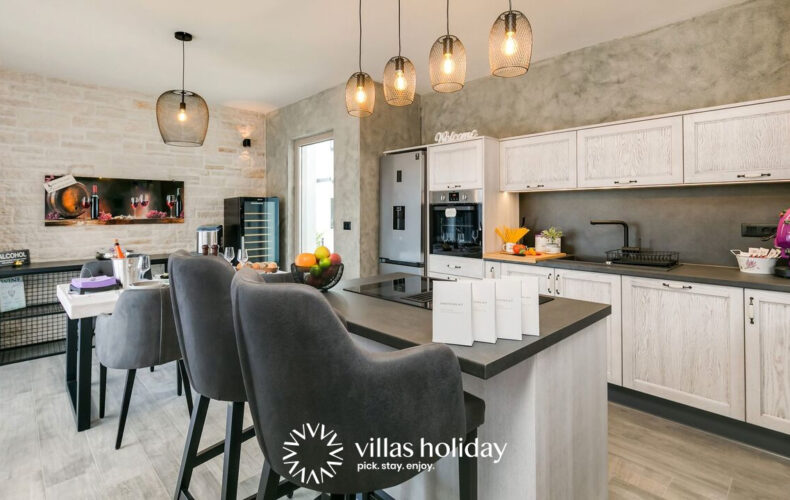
[609,385,790,459]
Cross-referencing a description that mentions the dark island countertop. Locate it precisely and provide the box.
[324,273,611,380]
[483,254,790,293]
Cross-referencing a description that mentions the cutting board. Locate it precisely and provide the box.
[483,252,567,264]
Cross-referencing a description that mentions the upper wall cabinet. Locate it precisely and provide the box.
[428,139,484,191]
[684,100,790,184]
[500,132,577,192]
[577,117,684,188]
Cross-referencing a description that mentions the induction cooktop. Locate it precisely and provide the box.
[344,275,554,309]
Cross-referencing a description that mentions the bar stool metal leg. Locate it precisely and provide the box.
[174,395,210,500]
[99,364,107,418]
[221,402,245,500]
[177,360,193,414]
[115,369,137,450]
[458,429,478,500]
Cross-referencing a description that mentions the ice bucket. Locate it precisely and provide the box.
[112,256,142,288]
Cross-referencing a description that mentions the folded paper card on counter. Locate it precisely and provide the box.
[494,279,522,340]
[0,277,26,313]
[432,280,473,346]
[513,276,540,336]
[471,280,496,343]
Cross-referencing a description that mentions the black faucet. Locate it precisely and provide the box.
[590,220,639,251]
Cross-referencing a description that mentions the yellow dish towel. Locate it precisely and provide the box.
[495,226,529,243]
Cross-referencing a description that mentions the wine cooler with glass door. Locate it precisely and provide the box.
[223,197,280,265]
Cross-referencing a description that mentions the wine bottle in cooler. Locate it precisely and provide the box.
[175,187,183,218]
[90,185,100,219]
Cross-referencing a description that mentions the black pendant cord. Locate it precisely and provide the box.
[446,0,450,35]
[397,0,402,57]
[358,0,362,73]
[509,0,513,12]
[181,37,185,104]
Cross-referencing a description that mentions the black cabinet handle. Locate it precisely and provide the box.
[736,173,771,179]
[662,282,692,290]
[614,180,638,185]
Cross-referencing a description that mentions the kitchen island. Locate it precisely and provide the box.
[325,274,612,500]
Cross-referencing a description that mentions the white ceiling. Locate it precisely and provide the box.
[0,0,745,113]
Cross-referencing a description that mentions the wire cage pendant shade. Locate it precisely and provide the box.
[156,31,209,146]
[383,56,416,106]
[346,0,375,116]
[489,7,533,78]
[429,34,466,93]
[156,90,209,146]
[345,72,375,117]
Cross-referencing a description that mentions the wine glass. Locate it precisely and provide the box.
[137,254,151,281]
[140,194,149,208]
[223,247,235,265]
[166,195,176,217]
[238,248,249,267]
[130,196,139,217]
[80,196,91,210]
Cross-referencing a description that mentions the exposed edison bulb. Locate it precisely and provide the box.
[503,31,517,56]
[394,69,407,91]
[355,85,367,104]
[442,52,455,75]
[177,102,187,122]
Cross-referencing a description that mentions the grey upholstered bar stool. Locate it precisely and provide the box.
[169,253,298,500]
[94,286,192,449]
[231,271,485,500]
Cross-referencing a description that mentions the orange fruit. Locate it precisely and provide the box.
[314,246,330,260]
[295,253,317,268]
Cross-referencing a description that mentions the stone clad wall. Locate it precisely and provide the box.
[0,69,266,261]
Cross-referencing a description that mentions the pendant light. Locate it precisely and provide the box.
[156,32,209,147]
[489,0,533,77]
[346,0,375,117]
[383,0,416,106]
[429,0,466,93]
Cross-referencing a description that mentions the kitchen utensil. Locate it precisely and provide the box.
[730,249,779,275]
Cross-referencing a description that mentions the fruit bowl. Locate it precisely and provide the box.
[290,263,344,291]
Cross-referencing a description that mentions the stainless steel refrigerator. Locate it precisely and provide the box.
[379,149,426,275]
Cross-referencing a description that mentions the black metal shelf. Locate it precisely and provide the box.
[0,339,66,365]
[0,303,64,322]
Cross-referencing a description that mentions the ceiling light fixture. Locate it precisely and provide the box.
[156,32,209,146]
[489,0,533,77]
[383,0,416,106]
[346,0,375,117]
[429,0,466,93]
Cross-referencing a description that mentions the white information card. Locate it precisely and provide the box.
[515,276,540,336]
[471,280,497,343]
[432,280,474,346]
[494,279,522,340]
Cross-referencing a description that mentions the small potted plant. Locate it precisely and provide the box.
[536,227,563,254]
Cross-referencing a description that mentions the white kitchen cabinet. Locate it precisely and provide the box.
[427,139,484,191]
[622,277,744,419]
[556,270,622,385]
[577,116,683,188]
[428,254,484,280]
[744,289,790,434]
[500,263,556,296]
[500,132,577,192]
[684,100,790,184]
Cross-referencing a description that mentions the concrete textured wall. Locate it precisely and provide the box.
[265,83,420,278]
[0,69,266,262]
[521,183,790,266]
[420,0,790,142]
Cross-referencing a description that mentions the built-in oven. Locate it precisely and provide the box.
[429,190,483,259]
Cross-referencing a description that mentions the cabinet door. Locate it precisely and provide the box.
[684,100,790,184]
[622,277,744,419]
[428,140,484,191]
[556,270,622,385]
[577,117,683,188]
[745,289,790,434]
[501,263,555,296]
[500,132,577,191]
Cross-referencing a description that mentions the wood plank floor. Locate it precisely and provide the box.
[1,354,789,499]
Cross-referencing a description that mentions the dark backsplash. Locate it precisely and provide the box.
[519,183,790,266]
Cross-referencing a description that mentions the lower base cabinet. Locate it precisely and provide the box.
[745,289,790,434]
[556,270,622,385]
[622,276,745,419]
